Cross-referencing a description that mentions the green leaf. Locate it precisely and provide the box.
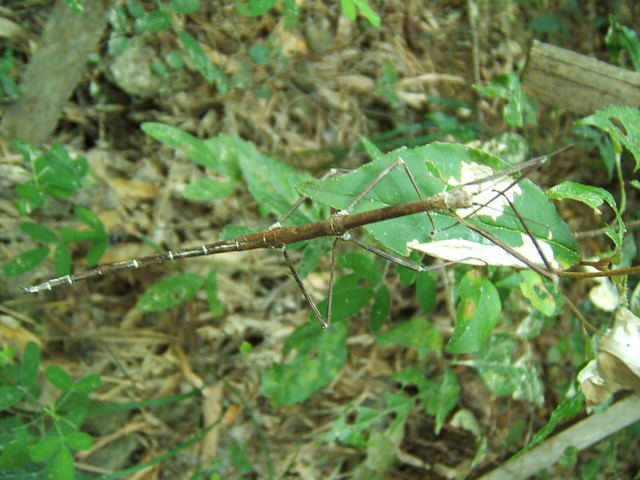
[422,368,460,434]
[249,44,271,65]
[447,271,501,354]
[204,270,225,316]
[366,431,396,471]
[239,146,320,223]
[340,0,356,19]
[297,237,332,278]
[182,178,237,202]
[469,334,544,406]
[370,284,390,333]
[261,322,348,406]
[338,252,383,286]
[547,180,624,253]
[136,273,205,312]
[45,365,73,391]
[178,31,228,92]
[353,0,381,27]
[576,105,640,170]
[170,0,200,13]
[315,287,374,324]
[377,317,443,359]
[247,0,276,16]
[75,205,105,231]
[518,270,563,317]
[64,432,93,451]
[0,387,25,410]
[15,181,45,214]
[54,244,72,276]
[20,342,41,388]
[137,9,171,33]
[30,436,61,462]
[73,374,102,394]
[474,73,536,128]
[45,444,74,480]
[517,393,584,456]
[3,247,50,277]
[605,17,640,71]
[59,228,105,243]
[416,271,436,314]
[20,222,58,243]
[141,122,218,169]
[297,143,580,271]
[86,235,109,267]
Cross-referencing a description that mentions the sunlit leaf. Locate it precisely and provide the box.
[3,247,50,277]
[447,270,501,354]
[422,368,460,434]
[261,322,348,406]
[136,273,204,312]
[377,317,443,359]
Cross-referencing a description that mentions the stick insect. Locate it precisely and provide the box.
[22,143,608,330]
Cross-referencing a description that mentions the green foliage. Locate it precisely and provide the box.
[474,73,538,128]
[0,48,21,99]
[605,16,640,71]
[3,141,105,280]
[0,342,101,480]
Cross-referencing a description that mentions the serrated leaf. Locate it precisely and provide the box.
[261,322,348,406]
[447,271,501,354]
[20,342,40,388]
[20,222,58,243]
[3,247,50,277]
[136,273,204,312]
[45,365,73,391]
[576,105,640,170]
[422,369,460,434]
[547,180,624,252]
[377,317,443,359]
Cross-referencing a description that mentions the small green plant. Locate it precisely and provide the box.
[474,73,538,128]
[605,16,640,72]
[3,141,107,282]
[0,47,21,100]
[0,342,101,479]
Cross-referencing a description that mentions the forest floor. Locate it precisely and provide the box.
[1,1,639,479]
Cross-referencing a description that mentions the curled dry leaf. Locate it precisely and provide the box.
[579,308,640,410]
